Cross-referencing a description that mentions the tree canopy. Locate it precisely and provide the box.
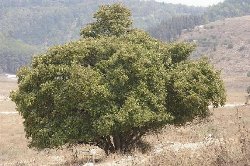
[11,4,226,154]
[80,4,132,37]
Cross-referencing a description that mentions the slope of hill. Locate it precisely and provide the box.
[0,32,38,73]
[0,0,206,73]
[205,0,250,21]
[149,14,205,42]
[1,0,250,74]
[149,0,250,42]
[0,0,205,46]
[179,16,250,100]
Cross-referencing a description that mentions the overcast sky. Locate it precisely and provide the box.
[154,0,224,7]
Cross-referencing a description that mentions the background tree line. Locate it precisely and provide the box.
[0,32,38,73]
[149,0,250,42]
[148,15,205,42]
[1,0,250,74]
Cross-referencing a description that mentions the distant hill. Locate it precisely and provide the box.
[179,16,250,93]
[148,14,205,42]
[0,32,38,73]
[1,0,250,74]
[149,0,250,42]
[205,0,250,21]
[0,0,205,46]
[0,0,205,73]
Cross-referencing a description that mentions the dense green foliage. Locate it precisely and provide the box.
[166,59,226,123]
[80,4,132,38]
[11,4,226,154]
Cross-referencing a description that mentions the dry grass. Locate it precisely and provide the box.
[224,76,250,103]
[0,112,75,165]
[142,106,250,166]
[99,105,250,166]
[0,75,17,96]
[1,105,249,166]
[0,73,250,165]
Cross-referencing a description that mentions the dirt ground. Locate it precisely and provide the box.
[0,74,249,165]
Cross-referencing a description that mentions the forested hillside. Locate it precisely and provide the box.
[148,15,204,42]
[205,0,250,21]
[0,0,205,73]
[149,0,250,42]
[0,0,205,46]
[1,0,250,74]
[0,32,38,73]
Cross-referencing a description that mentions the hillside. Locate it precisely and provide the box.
[0,0,250,73]
[179,16,250,101]
[1,0,250,74]
[205,0,250,21]
[149,0,250,42]
[0,0,205,73]
[0,0,205,46]
[0,32,38,73]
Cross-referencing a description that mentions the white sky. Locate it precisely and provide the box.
[154,0,224,7]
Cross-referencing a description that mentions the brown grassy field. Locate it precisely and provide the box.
[101,105,250,166]
[0,71,249,166]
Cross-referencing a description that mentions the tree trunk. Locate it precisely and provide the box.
[97,129,146,154]
[113,133,122,152]
[97,136,115,155]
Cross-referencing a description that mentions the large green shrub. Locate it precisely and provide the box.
[11,4,226,154]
